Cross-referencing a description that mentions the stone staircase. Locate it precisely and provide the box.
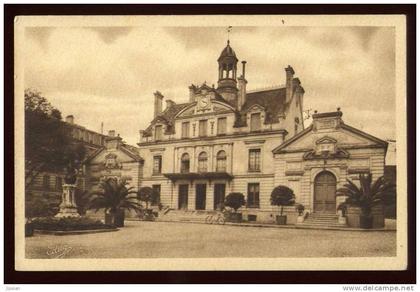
[297,213,347,229]
[158,209,218,223]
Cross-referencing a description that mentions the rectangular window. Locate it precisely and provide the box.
[217,117,227,135]
[247,183,260,208]
[199,120,207,137]
[181,122,190,138]
[250,113,261,132]
[153,155,162,175]
[155,125,163,141]
[151,185,161,206]
[43,175,50,189]
[248,149,261,172]
[55,176,63,191]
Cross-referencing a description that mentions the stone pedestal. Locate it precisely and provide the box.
[55,184,80,218]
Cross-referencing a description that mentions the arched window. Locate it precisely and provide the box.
[198,152,208,173]
[181,153,190,173]
[216,150,227,172]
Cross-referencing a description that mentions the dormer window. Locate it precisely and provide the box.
[155,125,163,141]
[250,113,261,132]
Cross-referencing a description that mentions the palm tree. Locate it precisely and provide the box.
[336,173,395,228]
[87,178,143,227]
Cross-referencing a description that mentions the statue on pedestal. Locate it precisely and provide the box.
[56,152,84,218]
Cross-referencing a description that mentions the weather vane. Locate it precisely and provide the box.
[227,26,232,44]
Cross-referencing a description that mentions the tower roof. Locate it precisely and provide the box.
[218,40,238,62]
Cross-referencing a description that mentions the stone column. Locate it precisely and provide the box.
[55,184,80,218]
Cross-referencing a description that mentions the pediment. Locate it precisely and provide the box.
[89,148,137,165]
[176,100,235,119]
[246,104,265,113]
[273,123,387,154]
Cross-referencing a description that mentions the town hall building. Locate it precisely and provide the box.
[83,40,388,225]
[137,40,306,222]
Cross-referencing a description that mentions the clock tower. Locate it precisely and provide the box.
[217,40,238,107]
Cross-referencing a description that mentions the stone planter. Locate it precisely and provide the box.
[347,206,361,228]
[105,213,114,225]
[228,213,242,223]
[276,215,287,225]
[347,205,385,228]
[338,216,347,225]
[114,210,125,227]
[296,215,305,224]
[104,210,125,227]
[360,215,373,229]
[371,205,385,228]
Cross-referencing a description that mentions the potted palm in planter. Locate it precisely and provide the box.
[224,192,245,223]
[270,185,295,225]
[336,173,395,229]
[137,186,155,221]
[87,178,142,227]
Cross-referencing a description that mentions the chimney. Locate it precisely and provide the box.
[189,84,196,102]
[237,61,248,111]
[241,61,247,79]
[166,99,175,110]
[154,91,164,118]
[65,115,74,124]
[285,65,295,103]
[108,130,115,137]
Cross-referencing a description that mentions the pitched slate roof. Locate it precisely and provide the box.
[238,87,287,126]
[142,86,290,136]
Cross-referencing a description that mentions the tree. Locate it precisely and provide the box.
[25,89,86,187]
[336,173,396,217]
[224,192,245,213]
[25,192,61,219]
[137,186,153,209]
[86,178,143,225]
[270,185,296,216]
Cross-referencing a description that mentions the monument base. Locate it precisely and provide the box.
[55,183,81,218]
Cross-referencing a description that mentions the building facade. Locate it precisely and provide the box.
[137,41,305,222]
[272,110,388,215]
[26,115,108,210]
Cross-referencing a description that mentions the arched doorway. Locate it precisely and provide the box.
[314,171,337,213]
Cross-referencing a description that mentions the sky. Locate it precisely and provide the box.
[24,26,396,145]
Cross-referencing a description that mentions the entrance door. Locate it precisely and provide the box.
[178,184,189,210]
[314,171,337,213]
[195,184,206,210]
[214,184,226,210]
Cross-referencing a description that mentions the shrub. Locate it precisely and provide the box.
[32,216,115,231]
[224,192,245,213]
[25,192,61,219]
[295,203,305,216]
[137,186,153,209]
[270,185,296,216]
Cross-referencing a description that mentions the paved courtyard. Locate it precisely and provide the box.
[25,221,396,258]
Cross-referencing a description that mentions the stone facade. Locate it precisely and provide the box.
[26,115,108,211]
[272,110,388,217]
[137,41,305,223]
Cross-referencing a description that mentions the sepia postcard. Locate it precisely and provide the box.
[13,13,408,272]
